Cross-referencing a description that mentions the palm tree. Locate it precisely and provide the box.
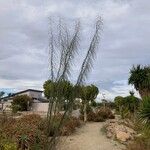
[128,65,150,98]
[138,97,150,133]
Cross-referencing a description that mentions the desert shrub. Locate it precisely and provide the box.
[1,114,48,150]
[94,111,105,122]
[80,107,115,122]
[61,116,81,135]
[0,114,81,149]
[19,114,42,126]
[87,111,96,121]
[39,115,81,136]
[0,139,17,150]
[95,107,115,120]
[126,137,150,150]
[12,95,32,111]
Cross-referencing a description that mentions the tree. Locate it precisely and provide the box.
[43,80,57,99]
[123,92,140,118]
[12,95,32,111]
[80,84,99,122]
[90,100,97,107]
[43,79,74,113]
[128,65,150,98]
[8,93,13,97]
[114,93,140,119]
[0,91,5,98]
[138,97,150,133]
[46,17,102,149]
[114,96,124,114]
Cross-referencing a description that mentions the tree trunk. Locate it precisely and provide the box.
[2,102,3,111]
[83,103,87,122]
[68,104,73,117]
[139,88,150,99]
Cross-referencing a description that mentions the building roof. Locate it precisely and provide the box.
[0,89,43,100]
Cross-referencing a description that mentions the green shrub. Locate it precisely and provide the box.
[11,105,21,113]
[12,95,32,111]
[138,96,150,132]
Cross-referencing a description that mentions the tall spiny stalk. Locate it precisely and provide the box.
[76,18,102,85]
[46,17,102,150]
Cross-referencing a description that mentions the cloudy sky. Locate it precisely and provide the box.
[0,0,150,100]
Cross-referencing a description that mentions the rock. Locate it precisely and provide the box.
[115,125,127,133]
[106,132,112,138]
[125,126,136,134]
[116,131,131,142]
[104,119,137,143]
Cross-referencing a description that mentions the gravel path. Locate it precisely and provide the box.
[58,122,125,150]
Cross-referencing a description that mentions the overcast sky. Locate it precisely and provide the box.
[0,0,150,100]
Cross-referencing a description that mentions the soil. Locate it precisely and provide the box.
[58,122,125,150]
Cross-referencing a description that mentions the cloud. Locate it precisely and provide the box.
[0,0,149,98]
[97,79,140,101]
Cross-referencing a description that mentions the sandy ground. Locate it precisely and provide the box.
[57,122,125,150]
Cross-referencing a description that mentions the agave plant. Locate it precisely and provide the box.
[138,97,150,132]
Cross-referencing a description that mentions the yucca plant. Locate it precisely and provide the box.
[138,97,150,134]
[128,65,150,98]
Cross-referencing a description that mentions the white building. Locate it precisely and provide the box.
[0,89,49,112]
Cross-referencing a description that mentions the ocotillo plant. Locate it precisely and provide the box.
[46,17,102,150]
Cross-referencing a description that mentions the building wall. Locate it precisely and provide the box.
[18,91,42,99]
[3,102,11,111]
[31,102,49,112]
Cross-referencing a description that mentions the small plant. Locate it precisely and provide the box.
[101,125,107,135]
[0,141,17,150]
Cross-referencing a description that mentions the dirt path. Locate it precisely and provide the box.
[58,122,125,150]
